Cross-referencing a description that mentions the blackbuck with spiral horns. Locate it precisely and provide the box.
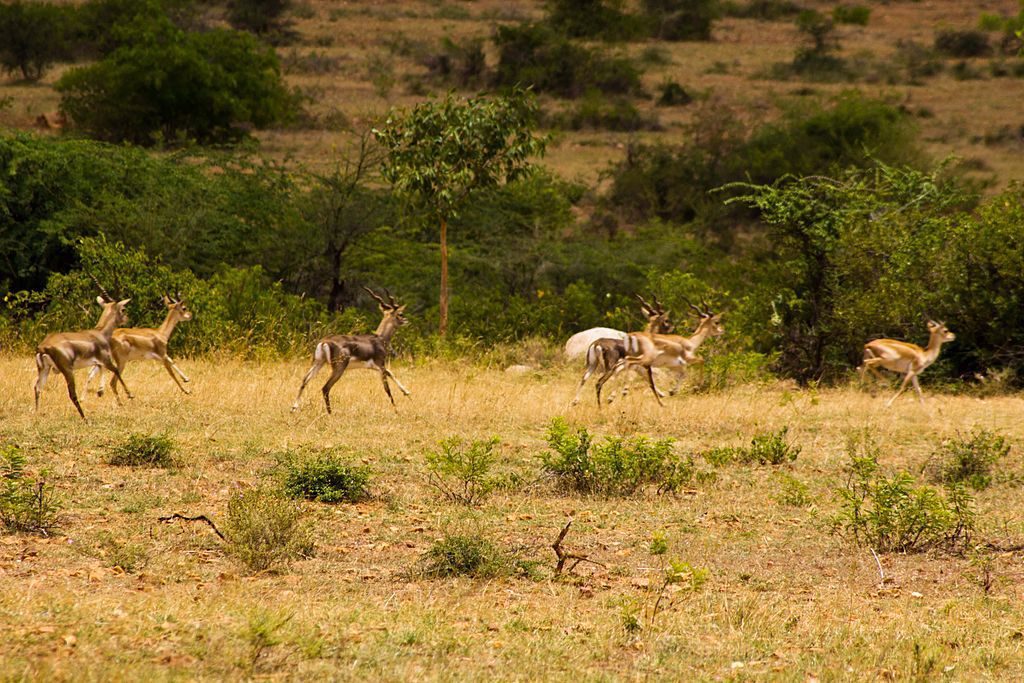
[595,298,724,407]
[34,277,133,420]
[570,294,674,406]
[85,293,194,397]
[857,319,955,405]
[291,287,410,413]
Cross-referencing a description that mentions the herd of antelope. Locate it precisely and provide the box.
[31,281,957,420]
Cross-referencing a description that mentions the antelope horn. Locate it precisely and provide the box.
[176,290,182,303]
[87,270,113,303]
[652,294,665,314]
[361,285,389,308]
[383,287,398,308]
[634,293,653,315]
[701,298,713,316]
[681,296,703,317]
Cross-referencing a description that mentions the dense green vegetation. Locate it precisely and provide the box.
[2,0,1024,390]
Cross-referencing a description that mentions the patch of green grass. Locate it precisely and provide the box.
[224,488,315,573]
[107,433,175,468]
[281,451,370,504]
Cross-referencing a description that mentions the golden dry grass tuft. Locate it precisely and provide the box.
[2,354,1024,679]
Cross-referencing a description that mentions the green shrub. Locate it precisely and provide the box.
[541,418,695,496]
[227,0,294,40]
[924,429,1011,491]
[832,5,870,26]
[422,36,488,88]
[282,452,371,503]
[721,0,801,21]
[419,532,513,579]
[1,445,61,536]
[743,427,801,465]
[223,488,315,572]
[107,433,176,468]
[546,92,659,131]
[0,1,75,81]
[831,437,974,553]
[771,472,812,507]
[493,23,644,98]
[642,0,720,42]
[545,0,646,41]
[699,427,800,466]
[656,81,693,107]
[893,39,943,83]
[57,22,299,145]
[425,437,499,507]
[935,30,991,58]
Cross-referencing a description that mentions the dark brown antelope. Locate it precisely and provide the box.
[85,294,194,396]
[857,319,955,406]
[34,292,133,421]
[291,287,410,413]
[595,299,724,407]
[569,294,674,406]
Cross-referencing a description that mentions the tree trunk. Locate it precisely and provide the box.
[439,216,449,336]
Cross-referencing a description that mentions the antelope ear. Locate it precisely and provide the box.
[119,298,132,307]
[162,295,171,305]
[96,295,106,305]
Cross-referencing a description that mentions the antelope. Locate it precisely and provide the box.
[595,299,724,407]
[569,294,674,406]
[34,294,133,421]
[291,287,410,413]
[857,319,955,406]
[84,294,193,397]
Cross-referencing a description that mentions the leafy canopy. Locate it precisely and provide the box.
[374,89,548,218]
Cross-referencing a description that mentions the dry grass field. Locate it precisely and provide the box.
[3,355,1024,680]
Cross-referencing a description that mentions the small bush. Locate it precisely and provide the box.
[107,433,175,468]
[831,436,974,553]
[1,445,60,535]
[642,0,720,42]
[742,427,801,465]
[228,0,295,42]
[924,429,1011,491]
[771,472,812,507]
[282,452,370,503]
[493,23,644,98]
[935,30,991,58]
[699,427,800,466]
[656,81,693,107]
[832,5,870,26]
[547,92,660,131]
[419,532,512,579]
[541,418,695,496]
[57,24,299,145]
[92,531,148,573]
[0,0,74,81]
[721,0,801,21]
[426,437,499,506]
[893,39,943,83]
[223,488,315,572]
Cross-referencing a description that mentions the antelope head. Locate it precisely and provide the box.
[95,295,131,328]
[363,286,408,328]
[163,293,193,323]
[683,296,724,338]
[926,319,955,343]
[635,293,673,334]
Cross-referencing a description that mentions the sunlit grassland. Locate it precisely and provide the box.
[1,355,1023,680]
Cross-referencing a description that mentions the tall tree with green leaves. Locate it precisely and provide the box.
[374,90,546,335]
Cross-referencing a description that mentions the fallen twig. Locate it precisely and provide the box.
[552,520,606,574]
[158,513,225,541]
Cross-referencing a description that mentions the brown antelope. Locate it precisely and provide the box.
[291,287,410,413]
[595,299,724,407]
[857,319,955,406]
[34,294,133,420]
[569,294,674,406]
[85,294,193,397]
